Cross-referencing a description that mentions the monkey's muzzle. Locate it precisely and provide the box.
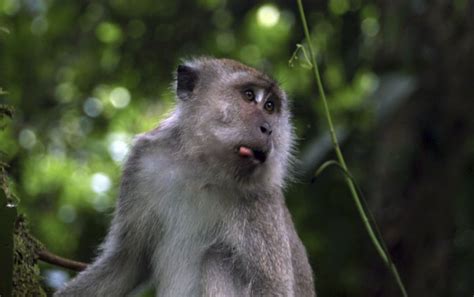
[237,146,268,163]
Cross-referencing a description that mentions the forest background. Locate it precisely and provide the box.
[0,0,473,296]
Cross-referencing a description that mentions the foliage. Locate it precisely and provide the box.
[294,1,406,295]
[0,0,473,296]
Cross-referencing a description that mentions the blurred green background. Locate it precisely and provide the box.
[1,0,473,296]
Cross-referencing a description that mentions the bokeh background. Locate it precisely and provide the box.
[1,0,473,296]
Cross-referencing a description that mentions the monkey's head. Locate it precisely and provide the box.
[172,57,293,188]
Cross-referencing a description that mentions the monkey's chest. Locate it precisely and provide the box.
[151,188,233,296]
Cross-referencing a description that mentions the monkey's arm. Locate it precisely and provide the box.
[283,206,316,297]
[53,217,151,297]
[54,151,156,297]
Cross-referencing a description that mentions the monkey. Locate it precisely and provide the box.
[54,57,315,297]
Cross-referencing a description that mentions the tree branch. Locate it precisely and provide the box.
[37,249,87,272]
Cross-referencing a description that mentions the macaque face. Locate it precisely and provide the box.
[177,58,291,181]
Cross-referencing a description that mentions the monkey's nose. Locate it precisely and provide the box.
[260,122,272,136]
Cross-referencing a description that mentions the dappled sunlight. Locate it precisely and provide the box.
[109,87,131,109]
[257,4,280,28]
[1,0,472,295]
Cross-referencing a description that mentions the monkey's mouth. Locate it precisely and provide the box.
[236,145,268,163]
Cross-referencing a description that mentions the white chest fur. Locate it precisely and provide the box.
[140,153,234,296]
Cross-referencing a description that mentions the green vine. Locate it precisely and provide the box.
[294,1,408,296]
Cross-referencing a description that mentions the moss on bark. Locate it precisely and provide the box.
[11,216,47,297]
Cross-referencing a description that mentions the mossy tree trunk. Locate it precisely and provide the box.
[1,105,47,296]
[0,190,16,297]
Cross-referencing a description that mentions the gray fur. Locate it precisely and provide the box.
[54,57,315,297]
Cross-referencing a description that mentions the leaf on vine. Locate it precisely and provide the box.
[289,44,313,69]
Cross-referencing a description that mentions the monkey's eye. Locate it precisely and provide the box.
[243,89,255,102]
[264,100,275,113]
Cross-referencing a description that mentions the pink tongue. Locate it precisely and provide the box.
[238,146,254,158]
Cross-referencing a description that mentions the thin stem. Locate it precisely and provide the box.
[295,1,408,296]
[38,249,87,272]
[28,231,88,272]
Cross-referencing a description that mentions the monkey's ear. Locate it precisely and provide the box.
[176,64,198,100]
